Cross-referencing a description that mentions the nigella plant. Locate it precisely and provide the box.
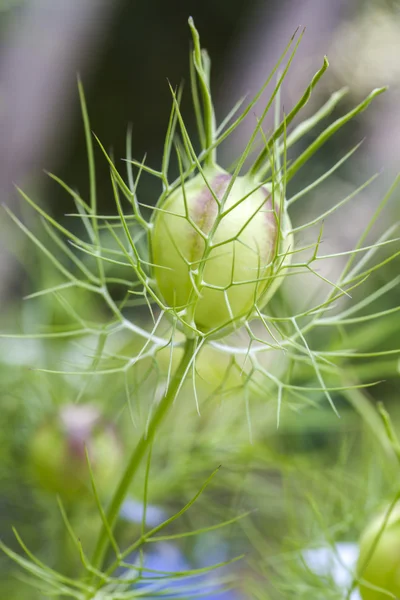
[1,16,399,600]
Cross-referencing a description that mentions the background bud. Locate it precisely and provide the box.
[30,404,123,502]
[357,503,400,599]
[152,167,291,335]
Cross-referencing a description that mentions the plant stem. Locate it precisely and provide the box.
[89,336,197,577]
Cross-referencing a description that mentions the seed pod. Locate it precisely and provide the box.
[357,503,400,599]
[152,166,292,337]
[30,404,123,502]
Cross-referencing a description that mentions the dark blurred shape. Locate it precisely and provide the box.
[0,0,120,300]
[0,0,119,202]
[219,0,347,166]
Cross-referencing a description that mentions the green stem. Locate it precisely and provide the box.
[89,337,196,578]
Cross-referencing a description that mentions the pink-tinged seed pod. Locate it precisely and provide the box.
[152,166,292,336]
[30,404,123,503]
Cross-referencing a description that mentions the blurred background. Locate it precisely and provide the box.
[0,0,399,599]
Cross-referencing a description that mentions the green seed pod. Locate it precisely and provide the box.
[357,503,400,599]
[152,166,292,337]
[30,404,123,503]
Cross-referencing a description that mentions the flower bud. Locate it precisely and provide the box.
[152,166,291,336]
[357,502,400,599]
[30,404,123,502]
